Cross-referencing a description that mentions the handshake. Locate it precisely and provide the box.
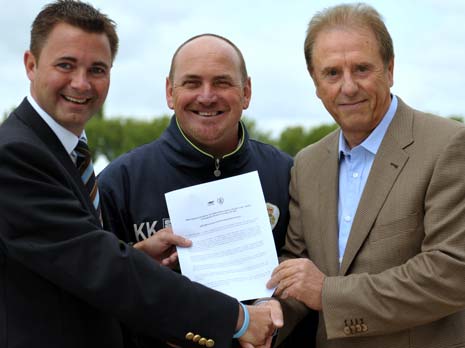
[236,299,283,348]
[136,228,284,348]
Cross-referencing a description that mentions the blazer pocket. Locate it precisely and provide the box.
[369,212,420,243]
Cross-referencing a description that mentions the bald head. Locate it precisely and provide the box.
[168,34,248,84]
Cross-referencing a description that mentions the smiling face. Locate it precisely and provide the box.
[25,22,112,136]
[310,26,393,148]
[166,36,251,157]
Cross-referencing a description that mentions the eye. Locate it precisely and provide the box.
[56,62,73,70]
[90,66,107,76]
[214,80,233,88]
[182,80,201,88]
[323,68,339,79]
[328,68,338,76]
[355,64,370,74]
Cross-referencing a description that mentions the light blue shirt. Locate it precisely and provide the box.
[337,95,398,264]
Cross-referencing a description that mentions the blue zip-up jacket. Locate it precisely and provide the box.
[99,116,293,254]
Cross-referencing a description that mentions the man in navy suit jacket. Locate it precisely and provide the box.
[0,1,281,347]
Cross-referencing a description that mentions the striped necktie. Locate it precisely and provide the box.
[74,139,101,223]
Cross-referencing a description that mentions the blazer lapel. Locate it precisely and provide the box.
[318,132,341,276]
[14,99,98,219]
[339,99,414,275]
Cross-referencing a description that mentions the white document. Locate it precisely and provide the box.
[165,171,278,301]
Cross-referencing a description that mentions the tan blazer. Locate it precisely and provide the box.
[280,97,465,348]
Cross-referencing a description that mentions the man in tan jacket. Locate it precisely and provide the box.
[268,3,465,348]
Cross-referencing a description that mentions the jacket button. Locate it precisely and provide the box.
[343,326,351,335]
[206,339,215,347]
[185,332,194,340]
[193,334,201,342]
[199,337,207,345]
[362,324,368,332]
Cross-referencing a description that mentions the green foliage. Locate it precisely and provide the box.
[277,123,338,156]
[1,104,463,159]
[448,115,464,123]
[2,106,16,122]
[86,115,170,161]
[86,114,337,160]
[241,116,276,146]
[278,126,308,156]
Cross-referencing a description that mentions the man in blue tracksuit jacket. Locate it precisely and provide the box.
[99,116,292,253]
[98,33,316,347]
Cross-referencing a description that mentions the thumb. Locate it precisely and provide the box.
[166,234,192,248]
[269,300,283,328]
[239,341,254,348]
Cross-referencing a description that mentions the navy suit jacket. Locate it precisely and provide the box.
[0,99,238,348]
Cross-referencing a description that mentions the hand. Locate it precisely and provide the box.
[267,258,325,311]
[134,227,191,267]
[238,302,283,348]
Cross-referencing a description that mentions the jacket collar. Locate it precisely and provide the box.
[159,115,252,178]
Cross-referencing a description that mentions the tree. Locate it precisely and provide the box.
[86,115,170,161]
[448,115,464,123]
[277,123,338,156]
[241,117,276,146]
[278,126,307,156]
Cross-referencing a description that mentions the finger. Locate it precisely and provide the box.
[272,275,290,296]
[264,335,273,348]
[269,301,283,328]
[239,341,254,348]
[267,265,294,289]
[270,258,296,276]
[161,252,178,266]
[163,233,192,248]
[267,270,286,289]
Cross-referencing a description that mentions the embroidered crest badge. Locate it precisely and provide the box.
[266,202,280,230]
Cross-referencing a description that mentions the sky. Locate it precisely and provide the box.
[1,0,465,137]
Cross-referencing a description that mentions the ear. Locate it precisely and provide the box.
[387,58,394,87]
[309,69,322,100]
[165,77,175,110]
[24,51,37,82]
[242,77,252,110]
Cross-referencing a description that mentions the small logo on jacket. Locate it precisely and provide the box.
[266,203,280,230]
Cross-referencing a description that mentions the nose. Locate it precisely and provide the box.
[196,84,217,105]
[340,72,358,96]
[70,69,91,92]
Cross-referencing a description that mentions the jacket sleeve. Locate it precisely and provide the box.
[0,140,238,348]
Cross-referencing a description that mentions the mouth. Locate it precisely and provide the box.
[339,99,367,107]
[62,95,92,105]
[192,111,224,117]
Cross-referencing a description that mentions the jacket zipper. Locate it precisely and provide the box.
[214,158,221,177]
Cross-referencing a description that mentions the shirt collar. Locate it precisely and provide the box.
[27,95,85,155]
[339,95,398,158]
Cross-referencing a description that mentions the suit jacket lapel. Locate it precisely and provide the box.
[340,98,414,275]
[318,131,341,276]
[14,99,97,219]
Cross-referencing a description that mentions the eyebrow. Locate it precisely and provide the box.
[179,74,234,80]
[57,56,110,70]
